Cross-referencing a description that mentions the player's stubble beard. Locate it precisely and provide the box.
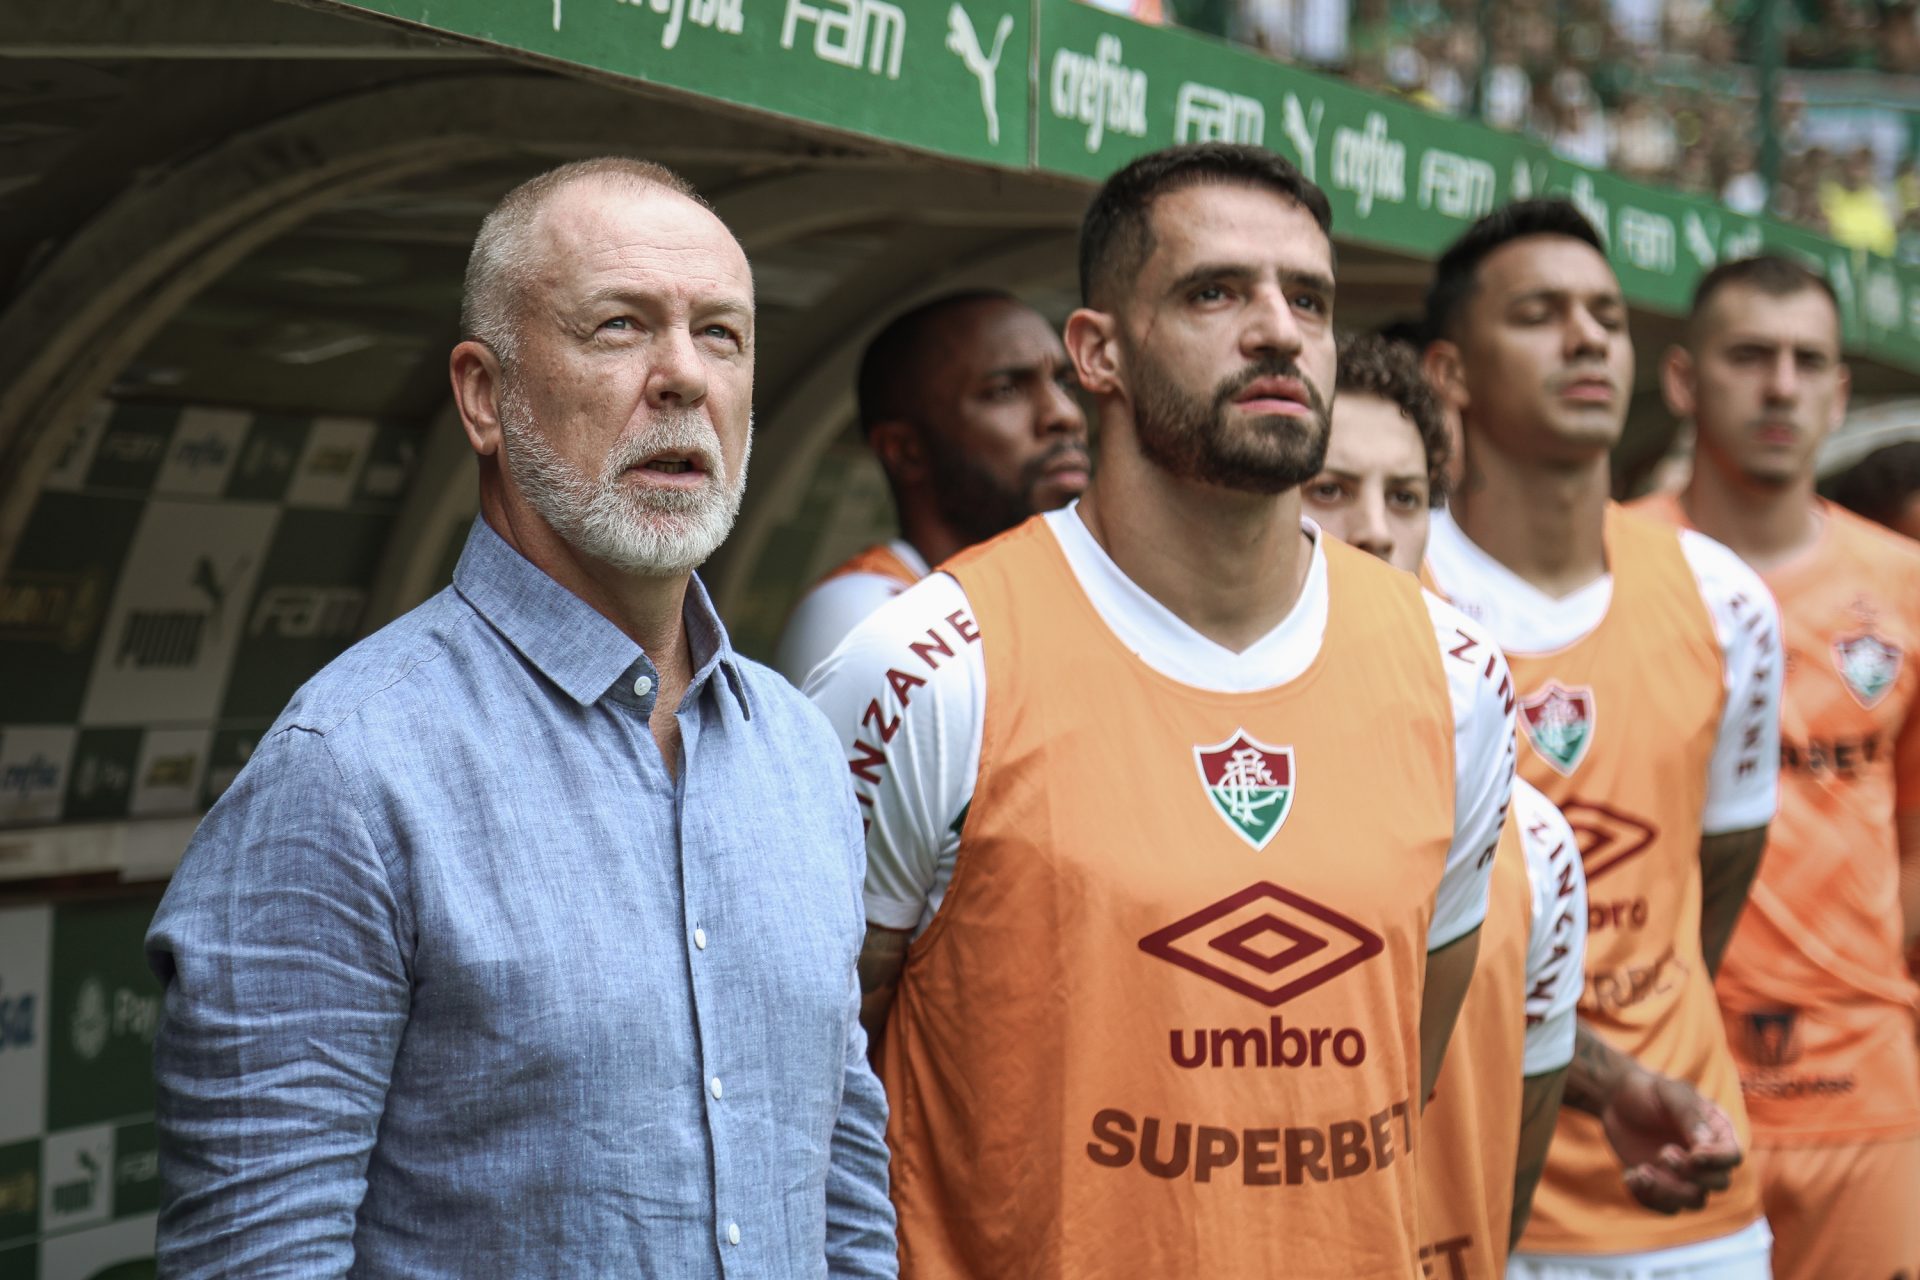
[1126,341,1331,494]
[498,376,751,576]
[919,429,1091,548]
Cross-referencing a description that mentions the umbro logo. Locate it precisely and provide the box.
[1139,882,1383,1008]
[1559,799,1658,884]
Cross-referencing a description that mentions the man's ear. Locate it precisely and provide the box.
[451,340,506,458]
[1065,307,1124,398]
[868,420,926,488]
[1660,344,1697,422]
[1421,340,1469,415]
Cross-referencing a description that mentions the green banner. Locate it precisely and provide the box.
[335,0,1031,167]
[46,903,161,1134]
[307,0,1920,372]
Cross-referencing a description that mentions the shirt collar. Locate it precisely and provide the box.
[453,517,752,719]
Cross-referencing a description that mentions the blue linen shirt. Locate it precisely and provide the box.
[146,518,896,1279]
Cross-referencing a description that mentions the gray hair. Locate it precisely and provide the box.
[459,156,708,368]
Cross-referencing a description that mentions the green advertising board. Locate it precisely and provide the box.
[0,901,162,1280]
[318,0,1920,375]
[330,0,1032,167]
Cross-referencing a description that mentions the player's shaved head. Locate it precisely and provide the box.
[858,291,1021,433]
[1685,254,1839,350]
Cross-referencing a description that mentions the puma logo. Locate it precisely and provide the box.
[947,4,1016,146]
[1280,95,1324,182]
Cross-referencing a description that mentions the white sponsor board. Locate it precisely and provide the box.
[130,727,211,819]
[41,1124,114,1235]
[0,906,51,1144]
[0,728,77,828]
[154,408,250,499]
[40,402,116,495]
[80,500,278,725]
[285,417,376,509]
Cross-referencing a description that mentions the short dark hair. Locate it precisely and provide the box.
[1425,199,1606,342]
[1375,316,1429,350]
[1687,254,1841,347]
[1830,440,1920,528]
[1336,331,1453,504]
[1078,143,1332,309]
[857,290,1018,434]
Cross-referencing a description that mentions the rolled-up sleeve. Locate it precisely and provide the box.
[146,725,411,1278]
[823,806,898,1277]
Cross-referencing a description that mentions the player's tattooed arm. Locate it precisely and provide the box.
[1511,1068,1569,1247]
[1698,824,1768,977]
[1418,927,1480,1103]
[1564,1022,1742,1214]
[857,924,911,1064]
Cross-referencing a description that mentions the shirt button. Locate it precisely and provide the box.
[694,927,708,950]
[727,1222,741,1246]
[633,675,654,697]
[710,1076,723,1100]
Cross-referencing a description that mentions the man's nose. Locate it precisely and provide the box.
[646,326,709,408]
[1564,306,1609,360]
[1764,350,1801,403]
[1037,377,1086,439]
[1241,285,1305,362]
[1347,490,1396,563]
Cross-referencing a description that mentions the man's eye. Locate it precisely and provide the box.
[704,324,741,344]
[599,316,634,331]
[1305,480,1344,502]
[1292,293,1327,315]
[1192,284,1230,304]
[983,381,1020,401]
[1388,489,1424,510]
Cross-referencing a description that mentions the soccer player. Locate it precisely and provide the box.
[1418,201,1783,1279]
[1313,335,1752,1278]
[774,292,1089,683]
[805,143,1517,1276]
[1636,255,1920,1280]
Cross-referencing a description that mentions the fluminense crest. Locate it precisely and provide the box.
[1194,730,1295,851]
[1520,680,1596,777]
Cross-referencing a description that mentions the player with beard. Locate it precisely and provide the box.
[1636,256,1920,1280]
[804,143,1517,1276]
[775,292,1089,684]
[1418,201,1782,1280]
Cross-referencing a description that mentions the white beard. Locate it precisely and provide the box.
[499,382,750,577]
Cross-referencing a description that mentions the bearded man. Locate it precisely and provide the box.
[804,143,1516,1277]
[145,158,897,1279]
[774,291,1089,685]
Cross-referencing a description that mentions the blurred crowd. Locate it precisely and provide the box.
[1098,0,1920,258]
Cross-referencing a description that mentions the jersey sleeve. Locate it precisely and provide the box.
[802,574,983,936]
[1679,529,1785,835]
[1513,779,1587,1076]
[1425,592,1518,951]
[776,572,918,687]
